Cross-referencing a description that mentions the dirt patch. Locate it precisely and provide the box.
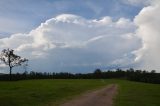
[60,84,118,106]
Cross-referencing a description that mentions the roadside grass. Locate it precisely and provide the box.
[0,79,109,106]
[114,80,160,106]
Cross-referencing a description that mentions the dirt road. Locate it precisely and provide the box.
[60,84,118,106]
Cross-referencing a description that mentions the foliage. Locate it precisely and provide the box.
[0,49,28,68]
[1,68,160,84]
[0,48,28,80]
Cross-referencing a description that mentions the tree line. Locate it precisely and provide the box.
[0,68,160,84]
[0,48,160,84]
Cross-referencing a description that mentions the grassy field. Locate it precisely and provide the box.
[0,79,160,106]
[0,79,109,106]
[114,80,160,106]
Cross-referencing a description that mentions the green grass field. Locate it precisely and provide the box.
[0,79,109,106]
[114,80,160,106]
[0,79,160,106]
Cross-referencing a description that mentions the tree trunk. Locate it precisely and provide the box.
[9,67,12,81]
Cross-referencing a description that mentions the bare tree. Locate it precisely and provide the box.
[0,48,28,80]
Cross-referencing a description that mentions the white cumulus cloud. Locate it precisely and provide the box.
[0,14,140,72]
[134,0,160,71]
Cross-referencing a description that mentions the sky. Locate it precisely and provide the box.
[0,0,160,73]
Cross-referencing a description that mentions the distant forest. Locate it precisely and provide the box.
[0,68,160,84]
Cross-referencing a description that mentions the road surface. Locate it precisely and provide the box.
[60,84,118,106]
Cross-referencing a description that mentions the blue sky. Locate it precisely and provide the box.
[0,0,143,35]
[1,0,160,73]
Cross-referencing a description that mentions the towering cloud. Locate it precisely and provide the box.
[0,14,140,72]
[134,0,160,70]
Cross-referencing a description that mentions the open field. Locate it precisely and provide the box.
[0,79,109,106]
[0,79,160,106]
[114,80,160,106]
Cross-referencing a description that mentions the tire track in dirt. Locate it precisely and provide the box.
[60,84,118,106]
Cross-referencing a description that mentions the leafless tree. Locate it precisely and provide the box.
[0,48,28,80]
